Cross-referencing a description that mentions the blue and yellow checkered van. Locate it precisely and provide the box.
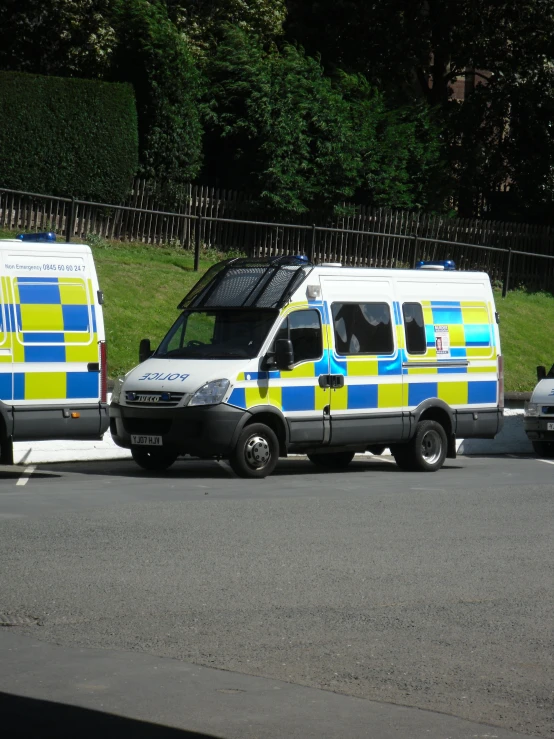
[110,257,503,477]
[0,238,109,464]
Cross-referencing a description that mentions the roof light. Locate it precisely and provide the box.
[296,254,309,262]
[416,260,456,271]
[16,232,57,243]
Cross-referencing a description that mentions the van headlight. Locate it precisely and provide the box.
[111,376,125,404]
[189,379,230,407]
[524,402,539,417]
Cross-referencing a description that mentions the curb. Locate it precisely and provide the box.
[13,408,533,466]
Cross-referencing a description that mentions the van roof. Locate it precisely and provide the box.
[0,239,92,253]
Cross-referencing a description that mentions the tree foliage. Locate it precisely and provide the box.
[0,0,117,78]
[203,28,447,213]
[167,0,286,57]
[111,0,203,192]
[286,0,554,220]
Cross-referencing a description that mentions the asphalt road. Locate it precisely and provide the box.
[0,454,553,738]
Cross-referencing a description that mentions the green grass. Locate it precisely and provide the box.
[494,289,554,392]
[1,229,553,390]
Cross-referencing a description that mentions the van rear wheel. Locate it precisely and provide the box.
[393,420,447,472]
[307,451,355,469]
[229,423,279,479]
[131,447,178,471]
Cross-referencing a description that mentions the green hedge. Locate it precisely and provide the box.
[0,72,138,203]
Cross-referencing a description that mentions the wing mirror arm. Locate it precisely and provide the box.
[139,338,153,364]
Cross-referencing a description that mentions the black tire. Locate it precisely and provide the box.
[393,420,447,472]
[532,440,554,458]
[131,447,178,471]
[307,451,355,469]
[229,423,279,479]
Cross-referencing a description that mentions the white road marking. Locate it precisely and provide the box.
[537,459,554,466]
[16,465,37,486]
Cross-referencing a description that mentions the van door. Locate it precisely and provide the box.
[268,306,331,444]
[0,271,13,407]
[8,255,101,438]
[320,277,405,447]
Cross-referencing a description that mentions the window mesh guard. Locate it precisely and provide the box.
[178,257,312,310]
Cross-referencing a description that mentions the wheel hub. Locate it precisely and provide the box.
[421,429,442,465]
[245,435,270,469]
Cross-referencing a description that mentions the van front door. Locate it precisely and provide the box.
[270,307,330,444]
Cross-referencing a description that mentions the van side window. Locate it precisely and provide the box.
[273,309,323,364]
[331,303,393,355]
[402,303,426,354]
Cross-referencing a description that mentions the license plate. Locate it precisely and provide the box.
[548,422,554,431]
[131,434,162,446]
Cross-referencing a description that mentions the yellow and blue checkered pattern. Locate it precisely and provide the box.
[227,299,498,413]
[0,276,100,402]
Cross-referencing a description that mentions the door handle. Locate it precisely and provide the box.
[318,374,344,389]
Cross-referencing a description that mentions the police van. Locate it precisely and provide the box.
[0,234,109,464]
[524,362,554,457]
[110,256,504,478]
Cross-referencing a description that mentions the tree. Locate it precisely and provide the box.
[203,28,447,213]
[111,0,204,193]
[0,0,117,78]
[166,0,286,57]
[286,0,554,220]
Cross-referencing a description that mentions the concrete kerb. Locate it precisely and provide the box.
[13,394,533,466]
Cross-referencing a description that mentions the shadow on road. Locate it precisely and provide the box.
[38,456,464,480]
[0,691,222,739]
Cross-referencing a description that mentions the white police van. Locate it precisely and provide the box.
[0,233,109,464]
[524,363,554,457]
[110,256,503,478]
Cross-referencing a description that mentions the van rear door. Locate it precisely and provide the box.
[7,249,102,438]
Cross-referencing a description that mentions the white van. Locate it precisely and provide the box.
[110,256,503,477]
[524,363,554,457]
[0,234,109,464]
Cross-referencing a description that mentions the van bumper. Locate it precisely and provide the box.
[109,402,247,456]
[523,417,554,442]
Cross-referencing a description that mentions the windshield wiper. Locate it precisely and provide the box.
[204,351,249,359]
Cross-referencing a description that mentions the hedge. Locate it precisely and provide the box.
[0,72,138,203]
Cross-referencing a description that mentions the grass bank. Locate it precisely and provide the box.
[1,230,552,391]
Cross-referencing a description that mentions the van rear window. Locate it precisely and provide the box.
[402,303,426,354]
[331,302,393,355]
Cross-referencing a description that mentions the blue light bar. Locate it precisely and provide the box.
[16,232,57,243]
[416,259,456,271]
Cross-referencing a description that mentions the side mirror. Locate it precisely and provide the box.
[537,365,547,382]
[139,338,153,364]
[275,339,294,370]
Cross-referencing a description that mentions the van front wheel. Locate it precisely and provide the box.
[131,447,178,471]
[229,423,279,479]
[393,420,447,472]
[532,441,554,458]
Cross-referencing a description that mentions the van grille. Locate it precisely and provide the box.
[125,391,185,407]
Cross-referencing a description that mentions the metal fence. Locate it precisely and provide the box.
[1,185,554,295]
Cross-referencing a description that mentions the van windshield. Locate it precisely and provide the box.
[155,309,278,360]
